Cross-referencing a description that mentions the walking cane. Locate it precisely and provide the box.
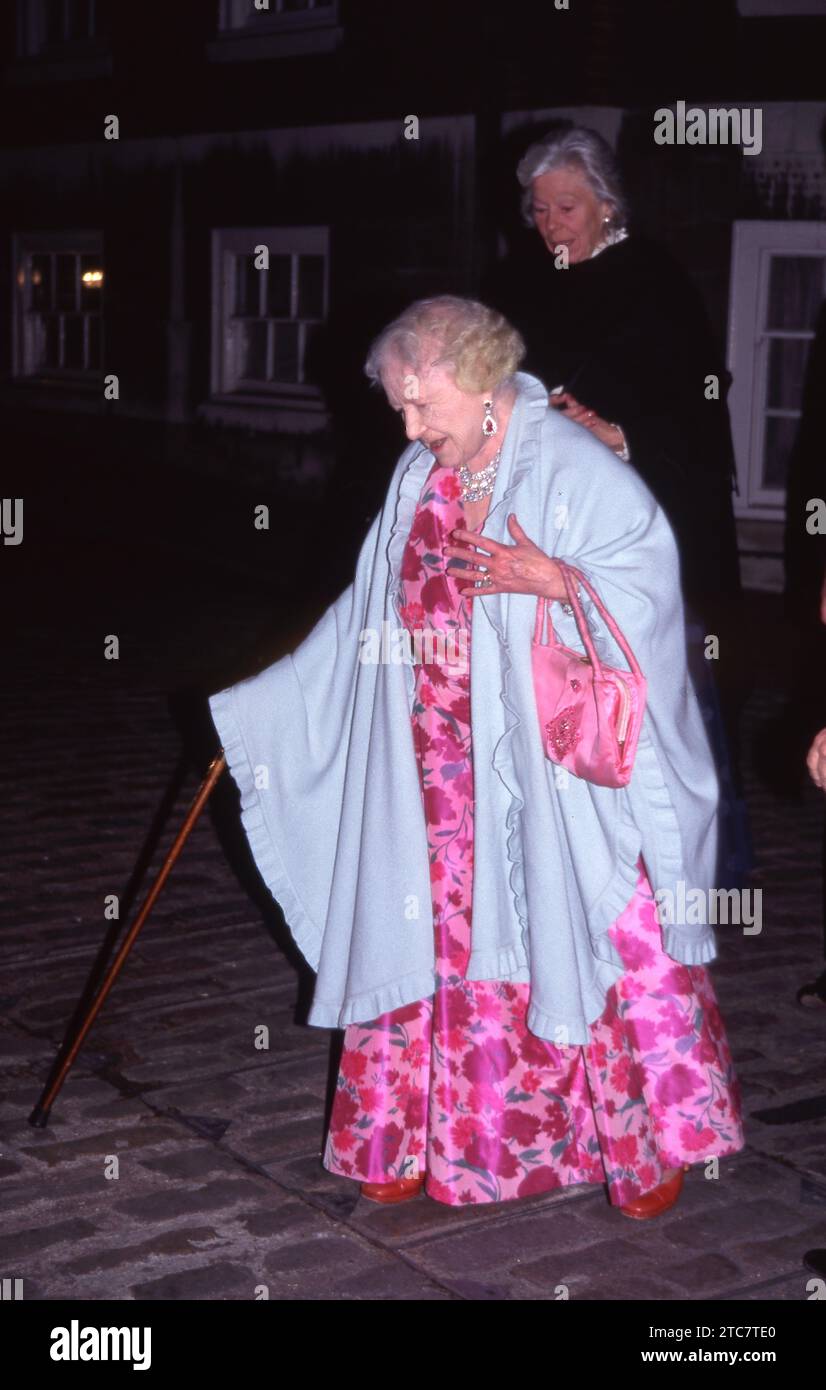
[29,752,227,1128]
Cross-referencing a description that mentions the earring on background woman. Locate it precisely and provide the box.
[482,398,498,437]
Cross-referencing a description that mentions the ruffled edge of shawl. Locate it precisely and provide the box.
[385,441,433,623]
[310,969,446,1031]
[484,377,559,962]
[208,683,324,974]
[629,723,717,966]
[484,379,716,1007]
[487,380,642,980]
[549,636,717,970]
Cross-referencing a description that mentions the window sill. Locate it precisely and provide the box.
[5,376,106,409]
[733,499,786,523]
[6,51,112,84]
[199,393,330,433]
[206,25,342,62]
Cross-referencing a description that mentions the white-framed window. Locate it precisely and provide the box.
[210,226,328,417]
[210,0,341,59]
[727,220,826,520]
[12,231,104,382]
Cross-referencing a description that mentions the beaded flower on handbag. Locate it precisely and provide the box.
[532,561,647,788]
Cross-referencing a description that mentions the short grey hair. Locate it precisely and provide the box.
[516,125,628,230]
[364,295,525,395]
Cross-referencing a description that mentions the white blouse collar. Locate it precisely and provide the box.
[588,226,629,260]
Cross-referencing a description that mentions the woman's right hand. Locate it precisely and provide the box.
[446,514,572,602]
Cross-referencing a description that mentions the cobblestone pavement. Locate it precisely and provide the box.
[3,540,826,1302]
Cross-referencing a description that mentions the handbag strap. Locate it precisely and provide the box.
[532,562,644,680]
[560,562,645,678]
[533,595,555,646]
[558,563,605,678]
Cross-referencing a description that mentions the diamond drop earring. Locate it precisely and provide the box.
[482,398,498,438]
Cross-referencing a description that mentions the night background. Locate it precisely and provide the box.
[3,0,826,1317]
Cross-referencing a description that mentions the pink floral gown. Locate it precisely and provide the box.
[322,461,745,1206]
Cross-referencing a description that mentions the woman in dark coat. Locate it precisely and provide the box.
[487,125,741,629]
[485,124,750,885]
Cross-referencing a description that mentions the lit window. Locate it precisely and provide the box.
[13,233,104,381]
[727,220,826,517]
[211,227,328,409]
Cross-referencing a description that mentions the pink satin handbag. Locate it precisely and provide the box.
[532,561,647,788]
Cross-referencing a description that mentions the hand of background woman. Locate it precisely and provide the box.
[806,728,826,791]
[550,390,624,451]
[445,514,568,600]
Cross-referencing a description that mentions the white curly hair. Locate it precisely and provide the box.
[364,295,525,395]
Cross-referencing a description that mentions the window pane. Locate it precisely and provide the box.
[766,337,810,410]
[56,254,78,312]
[80,254,104,312]
[272,322,299,382]
[302,320,322,381]
[88,314,101,369]
[234,256,260,317]
[297,254,324,318]
[43,316,60,368]
[237,320,268,380]
[30,255,52,312]
[266,255,292,317]
[66,0,95,40]
[64,315,84,369]
[44,0,64,45]
[767,255,825,331]
[27,315,52,371]
[762,413,798,490]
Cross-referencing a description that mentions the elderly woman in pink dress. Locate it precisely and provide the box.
[210,295,745,1218]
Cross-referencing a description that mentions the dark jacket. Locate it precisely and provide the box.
[484,233,742,624]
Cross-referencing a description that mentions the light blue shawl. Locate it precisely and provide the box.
[209,372,719,1045]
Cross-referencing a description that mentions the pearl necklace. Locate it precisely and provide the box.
[458,446,502,503]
